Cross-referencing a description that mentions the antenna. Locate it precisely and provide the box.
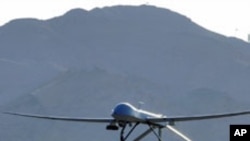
[138,101,144,109]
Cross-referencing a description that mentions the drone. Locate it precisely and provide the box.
[4,102,250,141]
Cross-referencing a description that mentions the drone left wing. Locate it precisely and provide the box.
[4,111,113,123]
[147,110,250,123]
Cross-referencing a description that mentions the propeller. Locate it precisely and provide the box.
[166,125,192,141]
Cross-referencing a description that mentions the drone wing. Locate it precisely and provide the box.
[147,110,250,123]
[4,111,113,123]
[4,110,250,123]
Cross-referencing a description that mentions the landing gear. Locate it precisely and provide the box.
[147,125,162,141]
[107,121,164,141]
[134,124,162,141]
[120,122,139,141]
[118,122,162,141]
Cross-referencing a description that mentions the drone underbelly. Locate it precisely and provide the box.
[113,113,143,122]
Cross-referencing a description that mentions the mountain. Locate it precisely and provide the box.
[1,5,250,141]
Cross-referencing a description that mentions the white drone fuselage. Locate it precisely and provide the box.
[111,102,165,123]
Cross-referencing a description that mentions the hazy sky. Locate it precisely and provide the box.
[1,0,250,41]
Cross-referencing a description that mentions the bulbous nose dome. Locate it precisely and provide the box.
[112,103,135,117]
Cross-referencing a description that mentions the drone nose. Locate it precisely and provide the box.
[112,103,134,117]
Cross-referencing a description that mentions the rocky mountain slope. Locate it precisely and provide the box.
[1,5,250,141]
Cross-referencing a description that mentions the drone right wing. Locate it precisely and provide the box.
[4,111,113,123]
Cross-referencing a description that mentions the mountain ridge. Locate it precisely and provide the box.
[1,5,250,141]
